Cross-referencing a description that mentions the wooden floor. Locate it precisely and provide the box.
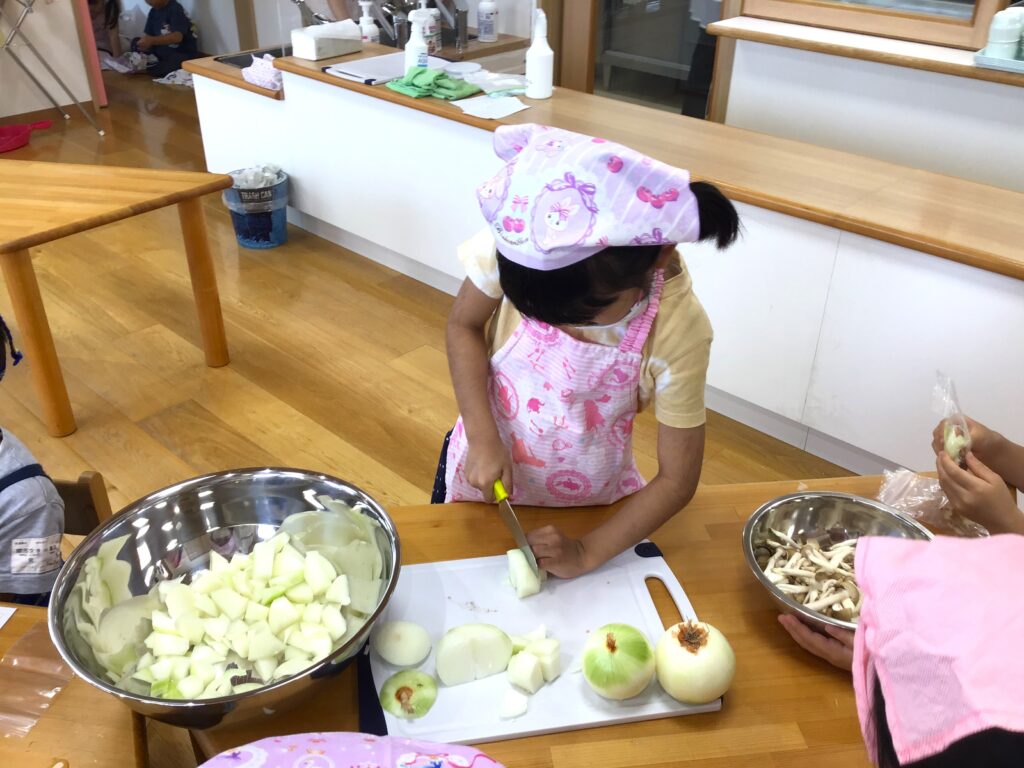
[0,73,850,767]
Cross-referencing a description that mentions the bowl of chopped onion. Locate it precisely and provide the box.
[742,492,932,633]
[47,468,400,729]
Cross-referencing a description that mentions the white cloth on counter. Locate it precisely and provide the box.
[230,165,285,189]
[242,54,283,91]
[454,95,530,120]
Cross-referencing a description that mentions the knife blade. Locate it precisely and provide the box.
[493,479,540,577]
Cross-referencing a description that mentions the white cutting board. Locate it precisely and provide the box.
[367,543,721,745]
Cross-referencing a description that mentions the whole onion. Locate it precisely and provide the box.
[655,620,735,704]
[582,623,655,700]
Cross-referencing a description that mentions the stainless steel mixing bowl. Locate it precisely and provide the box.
[742,491,932,632]
[48,468,400,729]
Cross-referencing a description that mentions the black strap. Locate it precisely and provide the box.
[0,464,48,495]
[0,312,23,381]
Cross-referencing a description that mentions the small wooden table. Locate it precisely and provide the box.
[0,602,141,768]
[194,475,881,768]
[0,160,232,437]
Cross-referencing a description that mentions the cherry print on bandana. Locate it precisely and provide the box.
[512,433,546,467]
[636,186,679,209]
[607,155,623,173]
[490,372,519,420]
[552,438,573,451]
[530,173,599,254]
[546,469,593,502]
[608,413,634,448]
[527,398,544,413]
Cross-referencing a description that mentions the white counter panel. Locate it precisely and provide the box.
[193,76,290,174]
[726,40,1024,193]
[280,72,502,282]
[685,203,839,422]
[804,232,1024,471]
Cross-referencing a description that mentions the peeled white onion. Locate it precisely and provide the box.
[435,624,513,686]
[655,620,735,705]
[581,623,655,700]
[371,621,432,667]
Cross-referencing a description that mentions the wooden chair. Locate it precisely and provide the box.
[52,471,150,768]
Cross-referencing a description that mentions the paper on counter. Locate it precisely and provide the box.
[454,95,530,120]
[0,606,14,631]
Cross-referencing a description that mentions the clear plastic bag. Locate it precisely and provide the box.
[932,371,971,466]
[878,468,988,538]
[0,621,73,738]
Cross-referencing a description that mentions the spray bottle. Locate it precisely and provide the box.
[525,9,553,99]
[410,0,442,55]
[404,17,429,73]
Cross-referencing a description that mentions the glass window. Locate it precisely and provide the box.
[594,0,721,118]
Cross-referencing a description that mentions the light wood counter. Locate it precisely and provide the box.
[267,46,1024,282]
[183,55,284,100]
[184,33,527,102]
[195,475,880,767]
[709,17,1024,90]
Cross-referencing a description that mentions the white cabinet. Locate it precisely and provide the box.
[803,232,1024,471]
[281,72,501,282]
[685,204,839,422]
[193,77,290,174]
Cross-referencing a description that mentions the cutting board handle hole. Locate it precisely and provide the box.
[645,576,683,629]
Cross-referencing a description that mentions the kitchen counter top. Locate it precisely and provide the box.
[194,474,881,766]
[265,45,1024,282]
[709,17,1024,90]
[183,32,527,101]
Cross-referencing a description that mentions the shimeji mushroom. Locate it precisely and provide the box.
[759,529,861,622]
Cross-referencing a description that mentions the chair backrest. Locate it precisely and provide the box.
[53,471,113,537]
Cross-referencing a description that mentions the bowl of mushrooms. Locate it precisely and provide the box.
[742,492,933,632]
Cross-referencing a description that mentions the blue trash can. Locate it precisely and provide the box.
[223,170,289,249]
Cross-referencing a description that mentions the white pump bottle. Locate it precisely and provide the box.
[358,1,380,43]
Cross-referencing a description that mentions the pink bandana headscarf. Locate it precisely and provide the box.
[476,124,700,270]
[853,535,1024,764]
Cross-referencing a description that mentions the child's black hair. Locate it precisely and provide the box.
[497,180,739,326]
[873,678,1024,767]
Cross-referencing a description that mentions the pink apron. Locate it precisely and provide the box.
[445,271,665,506]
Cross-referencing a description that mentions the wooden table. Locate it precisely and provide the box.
[194,474,880,768]
[0,602,142,768]
[0,160,232,437]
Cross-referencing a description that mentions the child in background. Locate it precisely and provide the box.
[0,316,64,607]
[89,0,121,57]
[438,124,739,578]
[133,0,199,78]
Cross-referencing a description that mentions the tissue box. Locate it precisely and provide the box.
[291,21,363,61]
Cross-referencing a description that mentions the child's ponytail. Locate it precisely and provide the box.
[690,181,740,249]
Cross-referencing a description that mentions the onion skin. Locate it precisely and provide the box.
[655,621,735,705]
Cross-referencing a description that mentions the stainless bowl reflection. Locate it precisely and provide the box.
[742,491,932,632]
[48,468,400,729]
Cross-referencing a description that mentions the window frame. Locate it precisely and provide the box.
[741,0,1006,49]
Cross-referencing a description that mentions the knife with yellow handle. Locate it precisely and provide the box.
[493,479,541,578]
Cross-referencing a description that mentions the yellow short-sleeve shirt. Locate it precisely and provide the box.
[458,229,713,429]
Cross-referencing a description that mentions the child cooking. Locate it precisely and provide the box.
[438,124,739,578]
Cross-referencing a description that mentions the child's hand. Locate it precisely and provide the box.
[936,451,1023,535]
[465,434,513,501]
[777,614,854,671]
[527,525,589,578]
[932,416,999,463]
[137,35,153,51]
